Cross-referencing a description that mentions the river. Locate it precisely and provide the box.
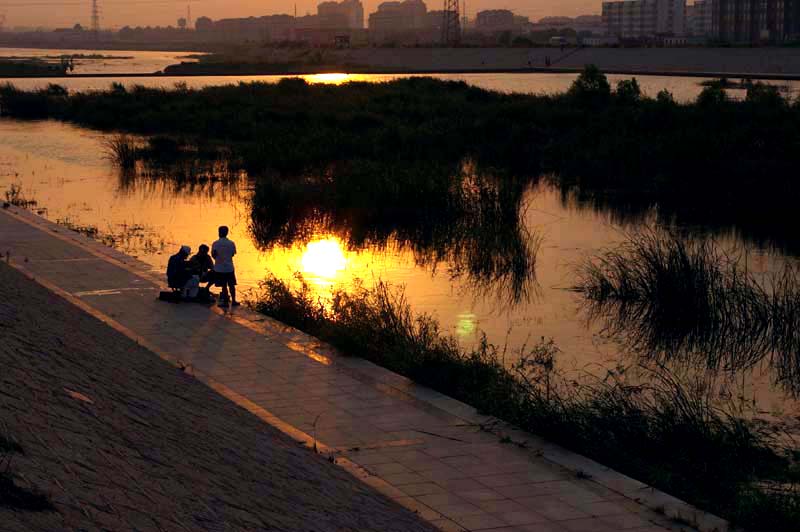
[1,48,798,417]
[3,46,800,101]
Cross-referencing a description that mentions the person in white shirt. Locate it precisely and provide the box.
[211,225,239,308]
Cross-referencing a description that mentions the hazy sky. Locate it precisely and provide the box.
[1,0,601,30]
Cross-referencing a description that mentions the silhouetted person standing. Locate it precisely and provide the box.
[212,226,239,308]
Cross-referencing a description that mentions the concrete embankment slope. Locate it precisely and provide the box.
[0,247,435,530]
[0,205,721,532]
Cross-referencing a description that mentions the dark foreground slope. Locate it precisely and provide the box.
[0,261,435,532]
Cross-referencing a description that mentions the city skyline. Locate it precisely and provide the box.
[0,0,601,29]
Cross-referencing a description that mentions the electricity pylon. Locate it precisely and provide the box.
[91,0,101,37]
[441,0,460,46]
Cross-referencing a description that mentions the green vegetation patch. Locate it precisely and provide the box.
[250,275,800,531]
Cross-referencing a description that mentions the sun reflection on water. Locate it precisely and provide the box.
[300,238,349,286]
[303,73,352,85]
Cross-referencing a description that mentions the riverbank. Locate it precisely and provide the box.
[0,259,435,531]
[0,58,67,77]
[161,45,800,79]
[3,44,800,80]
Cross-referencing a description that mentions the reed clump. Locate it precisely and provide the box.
[249,274,800,531]
[104,135,138,169]
[577,230,800,392]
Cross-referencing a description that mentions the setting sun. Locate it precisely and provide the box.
[300,238,348,282]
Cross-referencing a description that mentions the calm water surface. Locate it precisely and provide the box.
[3,47,800,101]
[0,117,795,416]
[2,48,798,414]
[0,47,199,74]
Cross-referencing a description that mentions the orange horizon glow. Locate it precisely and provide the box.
[3,1,600,30]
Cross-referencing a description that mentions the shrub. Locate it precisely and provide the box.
[616,78,642,104]
[697,81,728,107]
[568,64,611,106]
[746,82,786,108]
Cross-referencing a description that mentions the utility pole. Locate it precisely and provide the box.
[441,0,460,46]
[187,4,192,29]
[91,0,100,40]
[0,13,6,32]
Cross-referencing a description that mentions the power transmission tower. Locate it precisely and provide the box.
[441,0,460,46]
[91,0,101,38]
[0,13,6,32]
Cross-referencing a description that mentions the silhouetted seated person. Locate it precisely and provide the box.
[166,245,199,299]
[189,244,215,287]
[188,244,216,302]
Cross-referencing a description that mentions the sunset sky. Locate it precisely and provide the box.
[1,0,601,29]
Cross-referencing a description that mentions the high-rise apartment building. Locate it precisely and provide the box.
[602,0,686,38]
[688,0,716,37]
[318,0,364,29]
[713,0,796,42]
[368,1,428,38]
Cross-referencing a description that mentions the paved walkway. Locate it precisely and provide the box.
[0,206,720,532]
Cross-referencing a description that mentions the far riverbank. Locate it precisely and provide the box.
[3,44,800,80]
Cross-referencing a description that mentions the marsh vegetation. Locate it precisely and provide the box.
[2,68,799,250]
[577,230,800,394]
[250,275,800,531]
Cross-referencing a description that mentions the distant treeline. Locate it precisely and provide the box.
[2,69,800,251]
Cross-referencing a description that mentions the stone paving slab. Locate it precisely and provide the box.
[0,206,724,532]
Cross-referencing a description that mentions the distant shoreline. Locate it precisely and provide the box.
[2,66,800,81]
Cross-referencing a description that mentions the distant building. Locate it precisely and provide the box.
[602,0,686,38]
[318,0,365,29]
[196,15,295,42]
[687,0,716,38]
[195,16,213,32]
[369,0,428,37]
[530,15,604,35]
[713,0,799,42]
[581,35,621,45]
[475,10,516,32]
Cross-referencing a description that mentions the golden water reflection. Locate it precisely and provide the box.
[300,238,349,286]
[304,73,354,85]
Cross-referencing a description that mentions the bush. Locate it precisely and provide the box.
[656,88,675,105]
[697,81,728,107]
[568,64,611,106]
[746,82,786,108]
[616,78,642,104]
